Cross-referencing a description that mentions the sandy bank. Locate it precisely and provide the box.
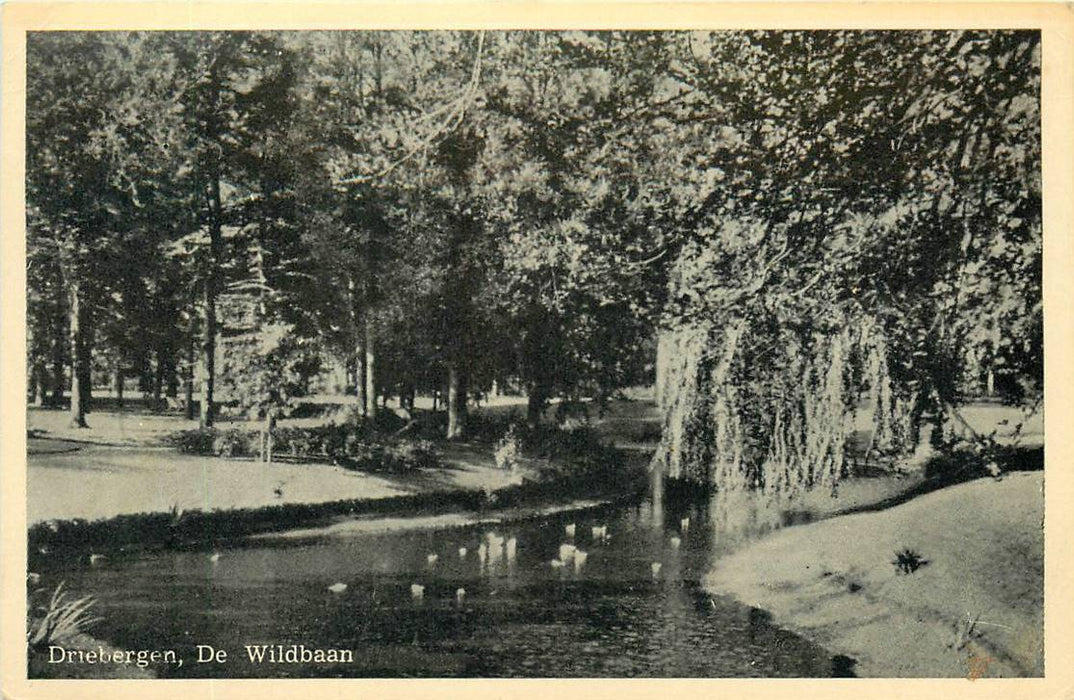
[705,471,1044,678]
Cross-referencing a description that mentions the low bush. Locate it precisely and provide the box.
[494,423,523,471]
[213,429,255,458]
[166,428,257,457]
[336,438,439,473]
[892,548,929,575]
[384,439,439,471]
[166,428,218,455]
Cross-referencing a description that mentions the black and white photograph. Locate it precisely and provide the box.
[4,10,1066,690]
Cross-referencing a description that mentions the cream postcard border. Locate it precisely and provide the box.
[2,4,1072,699]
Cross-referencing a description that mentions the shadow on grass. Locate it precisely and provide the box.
[831,445,1043,518]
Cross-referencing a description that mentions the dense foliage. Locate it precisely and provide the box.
[26,30,1041,489]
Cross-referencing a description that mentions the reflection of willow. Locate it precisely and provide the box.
[705,490,799,551]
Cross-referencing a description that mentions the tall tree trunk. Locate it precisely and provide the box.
[355,335,367,417]
[184,303,196,420]
[166,350,179,398]
[526,380,550,428]
[184,335,195,420]
[28,364,40,406]
[153,350,164,405]
[401,381,415,412]
[364,313,377,419]
[51,317,65,405]
[114,364,124,409]
[200,275,216,427]
[200,174,223,428]
[260,410,277,464]
[347,277,367,417]
[68,281,89,428]
[446,362,468,439]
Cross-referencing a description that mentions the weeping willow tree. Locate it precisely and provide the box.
[653,300,919,493]
[649,31,1041,492]
[652,216,923,493]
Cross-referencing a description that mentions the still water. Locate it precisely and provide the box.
[33,487,840,678]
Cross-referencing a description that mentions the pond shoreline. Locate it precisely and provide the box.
[704,470,1044,678]
[28,459,650,558]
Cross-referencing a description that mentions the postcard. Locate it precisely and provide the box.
[2,3,1072,699]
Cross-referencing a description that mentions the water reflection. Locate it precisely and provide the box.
[32,482,844,678]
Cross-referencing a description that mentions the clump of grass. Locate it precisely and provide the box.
[27,581,102,652]
[950,613,982,651]
[892,548,929,575]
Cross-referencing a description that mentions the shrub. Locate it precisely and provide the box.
[212,429,254,458]
[892,548,928,575]
[494,424,523,472]
[167,427,259,458]
[273,427,313,458]
[336,438,440,473]
[383,439,439,472]
[166,428,218,455]
[165,419,445,472]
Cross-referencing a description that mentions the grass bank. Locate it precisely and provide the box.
[28,449,649,559]
[704,470,1044,678]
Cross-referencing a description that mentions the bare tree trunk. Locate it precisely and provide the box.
[184,335,195,420]
[166,354,179,399]
[200,277,216,428]
[267,413,275,464]
[28,364,40,406]
[114,365,124,409]
[200,174,223,429]
[526,381,550,428]
[51,317,65,406]
[153,350,164,405]
[29,360,49,407]
[364,314,377,419]
[446,362,466,439]
[260,410,277,464]
[68,281,89,428]
[355,335,367,417]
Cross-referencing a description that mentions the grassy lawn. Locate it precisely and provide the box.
[705,470,1044,678]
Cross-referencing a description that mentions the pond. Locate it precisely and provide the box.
[30,481,846,678]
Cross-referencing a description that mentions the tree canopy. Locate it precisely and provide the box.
[26,30,1041,489]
